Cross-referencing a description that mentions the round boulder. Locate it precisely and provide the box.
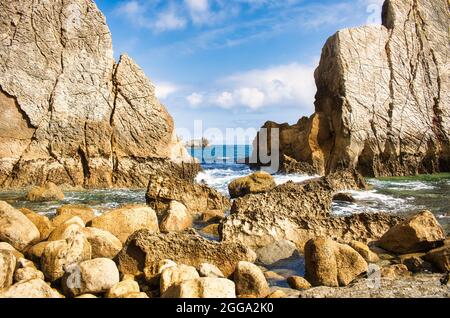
[228,171,276,199]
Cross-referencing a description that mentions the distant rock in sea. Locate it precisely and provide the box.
[0,0,198,188]
[251,0,449,177]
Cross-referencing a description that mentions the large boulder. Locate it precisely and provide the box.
[348,241,379,263]
[378,211,446,254]
[162,278,236,298]
[40,232,92,282]
[0,279,63,298]
[54,205,95,226]
[228,171,276,198]
[106,279,140,298]
[0,201,40,251]
[423,245,449,273]
[0,250,16,289]
[256,240,298,266]
[304,238,368,287]
[25,182,64,202]
[159,201,193,233]
[0,0,199,189]
[81,227,122,259]
[19,208,54,241]
[146,175,230,216]
[250,0,450,177]
[117,230,256,279]
[0,242,24,260]
[62,258,120,297]
[90,205,159,243]
[160,265,200,295]
[234,261,270,298]
[47,217,85,241]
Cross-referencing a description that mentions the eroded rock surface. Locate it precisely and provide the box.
[0,0,197,189]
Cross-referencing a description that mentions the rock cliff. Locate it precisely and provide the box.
[251,0,449,177]
[0,0,197,188]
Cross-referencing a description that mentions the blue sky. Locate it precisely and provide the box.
[95,0,384,144]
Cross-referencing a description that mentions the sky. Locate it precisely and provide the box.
[95,0,384,144]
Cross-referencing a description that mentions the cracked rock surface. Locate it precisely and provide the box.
[0,0,197,188]
[252,0,449,177]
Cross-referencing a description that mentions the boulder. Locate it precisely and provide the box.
[228,171,276,198]
[81,227,122,259]
[201,224,219,236]
[106,280,140,298]
[304,238,368,287]
[378,211,446,254]
[0,0,199,189]
[160,201,193,233]
[47,217,85,241]
[25,241,52,264]
[0,242,24,260]
[117,230,256,279]
[0,201,40,251]
[348,241,379,263]
[380,264,411,279]
[423,245,449,273]
[250,0,450,177]
[40,233,91,282]
[146,175,230,216]
[267,290,288,298]
[0,279,63,298]
[160,265,200,295]
[121,292,149,298]
[287,276,311,290]
[25,182,64,201]
[62,258,120,297]
[162,278,236,298]
[14,267,45,283]
[20,209,55,240]
[54,205,95,226]
[333,193,355,203]
[198,263,225,278]
[234,261,270,298]
[397,254,434,273]
[256,240,298,266]
[0,250,16,289]
[201,210,225,223]
[90,205,159,243]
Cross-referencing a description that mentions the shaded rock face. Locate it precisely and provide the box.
[220,172,398,251]
[251,0,449,177]
[116,229,256,279]
[0,0,197,189]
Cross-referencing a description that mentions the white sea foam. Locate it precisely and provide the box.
[369,179,436,190]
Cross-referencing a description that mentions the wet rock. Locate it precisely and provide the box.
[378,211,446,254]
[234,261,270,298]
[228,171,276,199]
[298,274,449,298]
[20,208,54,241]
[62,258,120,297]
[160,201,193,233]
[41,233,91,282]
[287,276,312,290]
[198,263,225,278]
[423,245,449,273]
[305,238,368,287]
[25,183,64,202]
[0,201,40,251]
[162,277,236,298]
[0,250,16,289]
[117,230,256,279]
[333,193,355,203]
[54,205,95,226]
[256,240,298,266]
[146,175,230,216]
[0,279,63,298]
[81,227,122,259]
[349,241,380,263]
[160,265,200,295]
[106,280,140,298]
[90,205,159,243]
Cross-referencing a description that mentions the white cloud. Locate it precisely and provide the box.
[185,0,209,12]
[155,82,179,99]
[154,9,187,32]
[200,62,316,110]
[186,92,204,107]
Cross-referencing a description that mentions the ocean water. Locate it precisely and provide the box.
[0,146,448,234]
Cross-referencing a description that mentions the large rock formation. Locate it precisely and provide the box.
[251,0,449,177]
[0,0,197,188]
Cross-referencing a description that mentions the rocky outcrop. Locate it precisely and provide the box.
[116,229,256,279]
[251,0,449,177]
[0,0,198,189]
[220,173,399,251]
[228,171,276,199]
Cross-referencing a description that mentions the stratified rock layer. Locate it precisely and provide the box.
[0,0,197,189]
[251,0,449,177]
